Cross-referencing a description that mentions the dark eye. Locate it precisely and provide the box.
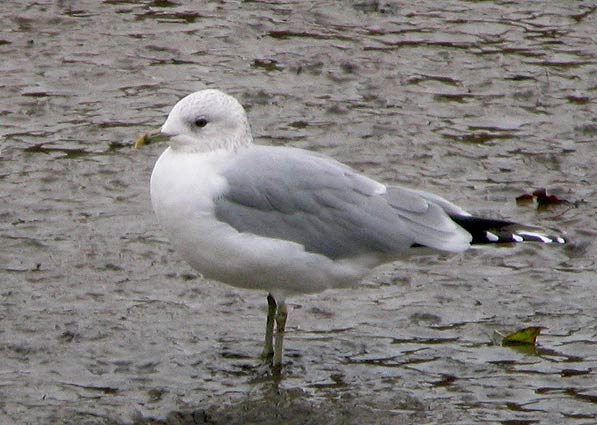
[194,118,208,128]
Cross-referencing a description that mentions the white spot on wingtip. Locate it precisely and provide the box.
[485,231,499,242]
[556,236,566,244]
[512,234,524,242]
[516,231,553,243]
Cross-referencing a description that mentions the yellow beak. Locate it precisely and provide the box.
[134,129,167,149]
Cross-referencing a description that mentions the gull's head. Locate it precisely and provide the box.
[135,89,253,153]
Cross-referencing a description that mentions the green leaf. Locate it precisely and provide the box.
[499,326,545,346]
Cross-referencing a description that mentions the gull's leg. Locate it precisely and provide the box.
[261,293,276,360]
[272,300,288,369]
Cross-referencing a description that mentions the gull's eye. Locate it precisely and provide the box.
[194,118,208,128]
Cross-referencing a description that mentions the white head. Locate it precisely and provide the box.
[160,89,253,153]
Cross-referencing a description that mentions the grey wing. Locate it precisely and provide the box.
[214,146,471,259]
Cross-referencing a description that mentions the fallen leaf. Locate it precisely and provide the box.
[515,193,535,204]
[515,188,577,210]
[498,326,545,346]
[532,188,567,207]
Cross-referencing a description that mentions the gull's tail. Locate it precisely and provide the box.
[450,215,567,245]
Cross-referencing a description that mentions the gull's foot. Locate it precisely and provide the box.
[253,357,284,380]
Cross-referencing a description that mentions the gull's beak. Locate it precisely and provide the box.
[134,128,169,149]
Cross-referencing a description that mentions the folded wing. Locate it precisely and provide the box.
[214,146,472,260]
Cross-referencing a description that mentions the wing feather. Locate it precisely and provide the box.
[214,146,471,259]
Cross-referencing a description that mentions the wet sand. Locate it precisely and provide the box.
[1,1,596,424]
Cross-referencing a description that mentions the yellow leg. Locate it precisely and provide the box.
[272,300,287,369]
[261,293,276,360]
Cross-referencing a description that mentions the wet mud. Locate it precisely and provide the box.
[1,1,596,424]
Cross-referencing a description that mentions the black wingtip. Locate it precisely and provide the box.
[451,215,567,245]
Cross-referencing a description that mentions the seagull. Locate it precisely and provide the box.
[135,89,566,370]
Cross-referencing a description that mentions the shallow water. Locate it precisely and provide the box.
[1,1,596,424]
